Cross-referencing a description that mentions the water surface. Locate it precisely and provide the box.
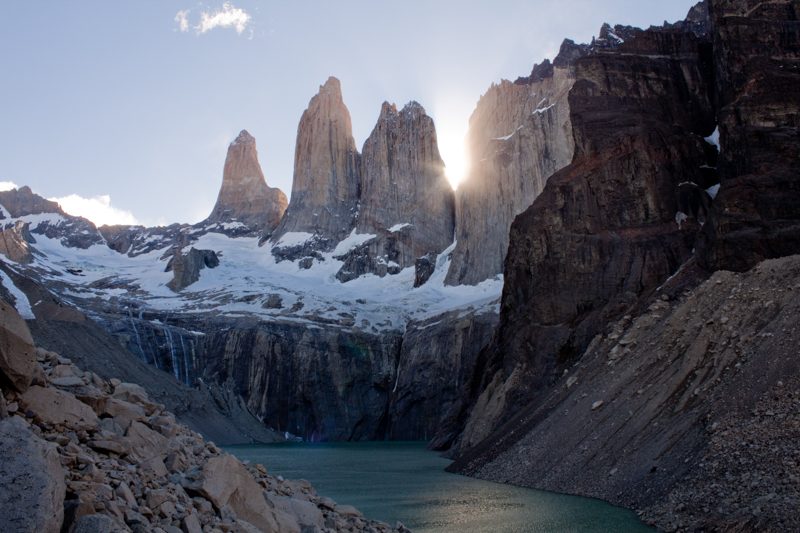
[228,441,651,533]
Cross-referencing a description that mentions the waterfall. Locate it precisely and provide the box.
[164,327,180,381]
[179,334,190,385]
[127,309,146,361]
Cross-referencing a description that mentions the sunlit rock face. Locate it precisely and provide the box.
[445,47,579,286]
[206,130,288,235]
[336,101,455,282]
[271,77,361,252]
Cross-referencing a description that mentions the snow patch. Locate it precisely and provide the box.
[704,127,721,152]
[388,223,411,233]
[0,267,35,319]
[494,125,524,141]
[332,230,376,256]
[675,211,689,229]
[274,232,314,248]
[533,103,556,115]
[706,183,721,200]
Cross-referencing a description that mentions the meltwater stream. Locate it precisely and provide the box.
[227,442,652,533]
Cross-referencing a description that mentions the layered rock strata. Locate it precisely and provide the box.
[205,130,288,235]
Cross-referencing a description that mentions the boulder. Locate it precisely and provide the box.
[166,248,220,292]
[70,514,123,533]
[0,416,66,533]
[191,454,298,533]
[20,385,99,430]
[125,421,168,462]
[0,299,36,392]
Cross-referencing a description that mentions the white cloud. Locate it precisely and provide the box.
[49,194,139,227]
[175,3,252,36]
[175,9,190,32]
[0,181,19,191]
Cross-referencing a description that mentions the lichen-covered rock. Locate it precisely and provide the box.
[0,299,36,392]
[0,416,66,533]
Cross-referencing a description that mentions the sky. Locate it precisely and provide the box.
[0,1,698,227]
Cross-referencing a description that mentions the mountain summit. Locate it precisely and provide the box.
[206,129,287,233]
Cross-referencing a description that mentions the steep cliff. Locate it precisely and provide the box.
[697,0,800,271]
[271,77,361,256]
[205,130,288,234]
[446,1,800,530]
[444,43,579,286]
[336,101,455,281]
[451,12,715,451]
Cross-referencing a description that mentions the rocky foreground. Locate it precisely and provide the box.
[0,301,406,533]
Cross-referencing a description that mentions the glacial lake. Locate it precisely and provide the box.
[227,441,652,532]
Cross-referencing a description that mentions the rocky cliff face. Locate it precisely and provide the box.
[445,46,578,286]
[446,1,800,530]
[697,0,800,271]
[0,186,103,249]
[205,130,288,235]
[451,13,715,450]
[336,101,455,281]
[271,77,361,254]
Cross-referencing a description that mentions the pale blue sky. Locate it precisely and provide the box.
[0,1,698,226]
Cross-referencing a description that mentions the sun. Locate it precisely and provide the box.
[433,110,471,190]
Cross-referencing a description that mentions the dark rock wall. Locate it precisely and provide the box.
[450,19,716,451]
[698,0,800,270]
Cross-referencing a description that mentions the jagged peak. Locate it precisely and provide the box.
[319,76,342,97]
[379,101,398,118]
[230,129,255,146]
[401,101,426,116]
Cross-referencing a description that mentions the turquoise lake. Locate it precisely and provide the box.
[227,441,652,532]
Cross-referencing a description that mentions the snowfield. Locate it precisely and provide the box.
[0,209,502,332]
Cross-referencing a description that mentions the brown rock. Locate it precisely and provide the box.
[181,512,202,533]
[102,397,146,429]
[0,221,34,263]
[272,77,361,251]
[697,0,800,271]
[124,421,168,462]
[21,385,99,430]
[192,454,295,532]
[206,130,288,234]
[88,439,129,457]
[0,299,36,392]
